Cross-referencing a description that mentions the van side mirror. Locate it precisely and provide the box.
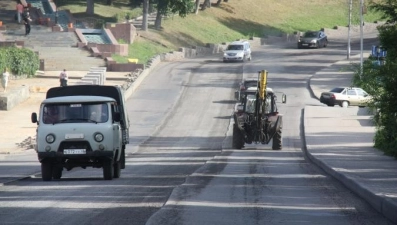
[31,112,38,124]
[113,112,121,122]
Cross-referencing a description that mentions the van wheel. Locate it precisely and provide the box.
[103,160,113,180]
[248,55,252,61]
[341,101,349,108]
[41,162,53,181]
[52,166,63,180]
[120,147,126,169]
[113,160,121,178]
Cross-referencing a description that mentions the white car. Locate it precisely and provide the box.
[320,87,372,108]
[223,41,252,62]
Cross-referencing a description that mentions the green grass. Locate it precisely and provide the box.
[56,0,384,64]
[112,38,172,64]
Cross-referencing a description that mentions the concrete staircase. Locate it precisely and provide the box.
[2,24,105,71]
[130,13,157,29]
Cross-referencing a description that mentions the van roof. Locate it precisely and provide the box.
[42,96,116,104]
[230,40,248,45]
[46,85,124,106]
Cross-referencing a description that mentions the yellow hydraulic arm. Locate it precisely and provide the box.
[259,70,268,100]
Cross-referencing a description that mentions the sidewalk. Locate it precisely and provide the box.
[0,70,129,154]
[306,54,397,223]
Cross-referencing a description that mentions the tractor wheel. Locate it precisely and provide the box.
[41,161,53,181]
[232,124,244,149]
[103,159,114,180]
[272,123,283,150]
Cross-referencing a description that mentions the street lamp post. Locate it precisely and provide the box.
[347,0,352,59]
[360,0,364,78]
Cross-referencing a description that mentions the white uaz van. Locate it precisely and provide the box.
[31,85,129,181]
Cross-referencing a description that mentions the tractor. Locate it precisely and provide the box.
[233,70,286,150]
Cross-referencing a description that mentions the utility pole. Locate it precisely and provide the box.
[360,0,364,77]
[347,0,352,59]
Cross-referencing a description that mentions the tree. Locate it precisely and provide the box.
[194,0,200,14]
[86,0,95,15]
[369,0,397,23]
[201,0,211,10]
[154,0,194,30]
[352,23,397,157]
[142,0,149,30]
[215,0,222,6]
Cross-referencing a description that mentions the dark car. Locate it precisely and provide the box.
[235,79,258,102]
[297,31,328,49]
[239,79,258,91]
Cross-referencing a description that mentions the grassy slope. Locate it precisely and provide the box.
[158,0,382,48]
[60,0,383,63]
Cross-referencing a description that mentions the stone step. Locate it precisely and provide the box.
[30,46,105,71]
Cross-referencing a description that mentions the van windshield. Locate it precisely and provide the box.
[227,44,244,50]
[43,102,109,124]
[304,32,318,38]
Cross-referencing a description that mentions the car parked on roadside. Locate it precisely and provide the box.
[297,31,328,49]
[320,87,372,108]
[223,40,252,62]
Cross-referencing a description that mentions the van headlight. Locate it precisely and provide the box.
[94,132,104,142]
[46,134,56,143]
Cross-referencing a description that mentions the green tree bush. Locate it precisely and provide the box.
[352,24,397,157]
[351,0,397,157]
[0,47,39,77]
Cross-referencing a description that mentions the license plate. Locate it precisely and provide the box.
[65,133,84,139]
[64,149,86,154]
[302,44,308,46]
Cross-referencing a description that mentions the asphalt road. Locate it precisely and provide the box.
[0,35,393,224]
